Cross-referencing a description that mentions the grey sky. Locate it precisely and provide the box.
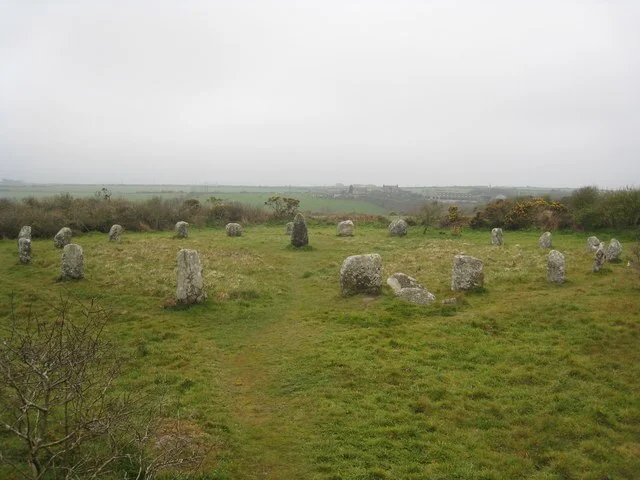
[1,1,639,187]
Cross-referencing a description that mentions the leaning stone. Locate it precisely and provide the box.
[18,238,31,264]
[451,255,484,291]
[108,224,123,241]
[593,243,606,272]
[539,231,552,249]
[61,244,84,280]
[290,213,309,247]
[388,219,408,237]
[547,250,565,284]
[54,227,72,248]
[176,249,206,304]
[340,254,382,296]
[175,221,189,238]
[386,273,435,305]
[586,236,600,252]
[491,228,503,246]
[606,239,622,262]
[285,222,294,235]
[337,220,354,237]
[18,226,31,241]
[226,223,243,237]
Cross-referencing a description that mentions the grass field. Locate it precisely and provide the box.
[1,225,639,479]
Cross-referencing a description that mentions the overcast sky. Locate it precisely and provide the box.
[1,1,639,187]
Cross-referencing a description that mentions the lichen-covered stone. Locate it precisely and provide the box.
[61,244,84,280]
[18,238,31,264]
[291,213,309,247]
[226,223,243,237]
[539,231,552,248]
[176,249,206,304]
[386,272,435,305]
[18,226,31,241]
[54,227,72,248]
[491,228,503,246]
[175,221,189,238]
[337,220,354,237]
[451,255,484,291]
[340,254,382,296]
[285,222,294,235]
[547,250,565,284]
[593,242,606,272]
[108,224,123,241]
[586,236,600,252]
[606,238,622,262]
[388,219,408,237]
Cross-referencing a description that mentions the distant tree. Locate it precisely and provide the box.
[95,187,112,202]
[264,196,300,219]
[418,201,444,233]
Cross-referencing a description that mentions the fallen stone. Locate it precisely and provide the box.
[61,244,84,280]
[337,220,354,237]
[176,249,206,304]
[547,250,565,284]
[340,254,382,296]
[386,273,435,305]
[451,255,484,291]
[54,227,72,248]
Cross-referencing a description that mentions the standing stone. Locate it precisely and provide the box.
[175,221,189,238]
[586,236,600,252]
[388,219,408,237]
[285,222,294,235]
[340,254,382,296]
[290,213,309,247]
[539,231,552,249]
[387,272,435,305]
[54,227,72,248]
[337,220,354,237]
[61,244,84,280]
[593,243,606,272]
[491,228,503,246]
[226,223,243,237]
[18,226,32,241]
[108,224,123,241]
[451,255,484,291]
[176,249,206,304]
[18,238,31,264]
[547,250,565,284]
[606,239,622,262]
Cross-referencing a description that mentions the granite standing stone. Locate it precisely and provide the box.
[388,219,408,237]
[18,226,32,241]
[61,244,84,280]
[586,236,600,252]
[386,272,435,305]
[290,213,309,247]
[451,255,484,291]
[108,224,123,241]
[491,228,503,246]
[593,243,606,272]
[606,238,622,262]
[226,223,243,237]
[337,220,355,237]
[54,227,72,248]
[18,238,31,264]
[539,231,552,249]
[176,249,206,304]
[547,250,565,284]
[175,221,189,238]
[340,254,382,296]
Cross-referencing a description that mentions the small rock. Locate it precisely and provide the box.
[388,219,408,237]
[337,220,354,237]
[547,250,565,284]
[108,224,123,241]
[54,227,72,248]
[226,223,243,237]
[175,221,189,238]
[491,228,503,246]
[340,254,382,296]
[539,231,552,249]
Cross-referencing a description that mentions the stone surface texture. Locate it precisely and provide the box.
[340,254,382,296]
[337,220,355,237]
[226,223,243,237]
[61,244,84,280]
[388,219,408,237]
[18,238,31,264]
[18,226,31,241]
[593,243,606,272]
[108,224,123,241]
[491,228,503,246]
[539,232,552,248]
[54,227,72,248]
[290,213,309,247]
[451,255,484,291]
[176,249,206,304]
[386,272,435,305]
[547,250,565,284]
[175,221,189,238]
[606,239,622,262]
[586,236,600,252]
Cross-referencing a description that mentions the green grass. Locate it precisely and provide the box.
[1,226,639,479]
